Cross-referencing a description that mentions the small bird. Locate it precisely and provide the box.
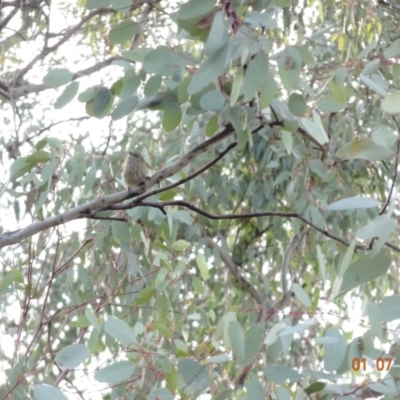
[121,151,150,189]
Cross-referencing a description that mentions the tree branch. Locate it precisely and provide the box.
[1,56,128,99]
[13,7,114,83]
[0,122,243,248]
[206,236,265,304]
[133,200,400,253]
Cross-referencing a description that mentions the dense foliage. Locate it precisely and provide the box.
[2,0,400,399]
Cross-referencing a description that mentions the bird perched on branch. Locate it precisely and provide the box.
[121,151,150,189]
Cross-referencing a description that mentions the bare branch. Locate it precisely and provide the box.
[2,56,129,99]
[13,7,114,83]
[135,200,400,253]
[206,236,265,304]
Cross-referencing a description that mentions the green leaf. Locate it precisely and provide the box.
[304,382,326,395]
[336,138,393,161]
[43,68,73,88]
[243,51,269,102]
[86,0,110,9]
[205,115,218,136]
[264,365,301,384]
[54,81,79,108]
[135,286,156,306]
[205,354,230,363]
[323,327,346,372]
[148,388,174,400]
[104,315,136,345]
[111,95,138,120]
[120,76,141,100]
[288,93,306,115]
[317,245,327,284]
[245,377,265,400]
[366,301,382,340]
[144,75,162,97]
[111,220,131,244]
[154,321,173,338]
[199,90,225,111]
[85,307,101,331]
[228,321,245,363]
[196,253,209,280]
[40,157,58,186]
[356,215,396,240]
[112,0,131,12]
[204,11,229,55]
[177,359,209,392]
[229,66,244,106]
[339,253,390,293]
[245,323,265,364]
[362,59,380,76]
[78,85,104,102]
[177,0,216,20]
[300,117,329,145]
[94,361,135,384]
[188,45,229,94]
[55,344,89,369]
[0,273,14,294]
[372,126,397,147]
[192,276,205,294]
[317,95,346,112]
[329,81,347,103]
[111,78,124,96]
[108,21,139,44]
[260,74,277,108]
[26,150,51,164]
[278,47,301,91]
[86,88,114,118]
[357,40,378,59]
[292,283,311,307]
[143,46,172,74]
[382,92,400,114]
[338,239,356,276]
[83,162,98,196]
[327,196,381,211]
[171,239,189,252]
[360,74,387,96]
[378,295,400,322]
[162,101,182,131]
[138,92,167,110]
[384,38,400,59]
[11,268,23,284]
[281,130,293,154]
[34,384,68,400]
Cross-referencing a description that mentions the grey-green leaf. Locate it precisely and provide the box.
[188,45,230,94]
[111,95,138,120]
[94,361,135,384]
[34,384,68,400]
[178,359,209,392]
[264,365,301,384]
[204,11,229,55]
[54,81,79,108]
[108,21,139,44]
[339,253,390,293]
[323,328,346,372]
[55,344,89,369]
[43,68,73,88]
[228,320,245,363]
[327,196,381,211]
[199,90,225,111]
[104,315,136,345]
